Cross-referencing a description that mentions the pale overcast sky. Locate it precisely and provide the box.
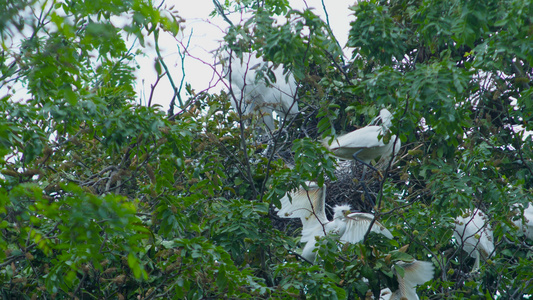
[137,0,356,108]
[0,0,356,110]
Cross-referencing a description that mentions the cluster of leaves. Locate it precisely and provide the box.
[1,0,532,299]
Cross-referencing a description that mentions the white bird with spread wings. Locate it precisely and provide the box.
[277,182,393,262]
[378,260,435,300]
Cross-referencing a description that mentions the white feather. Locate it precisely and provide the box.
[512,203,533,240]
[390,260,434,300]
[277,182,328,243]
[277,183,392,262]
[368,260,434,300]
[222,52,298,130]
[323,109,401,163]
[453,208,494,270]
[378,288,392,300]
[340,213,393,244]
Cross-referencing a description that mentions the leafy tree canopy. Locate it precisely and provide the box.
[1,0,532,299]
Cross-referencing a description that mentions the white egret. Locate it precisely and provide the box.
[377,260,435,300]
[453,208,495,271]
[322,109,401,205]
[276,182,393,262]
[220,52,299,131]
[323,108,401,164]
[511,202,533,240]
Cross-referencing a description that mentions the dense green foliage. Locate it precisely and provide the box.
[1,0,532,299]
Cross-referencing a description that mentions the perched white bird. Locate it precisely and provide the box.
[453,209,495,271]
[378,260,435,300]
[220,52,299,130]
[323,109,401,164]
[511,203,533,240]
[277,182,393,262]
[322,109,401,205]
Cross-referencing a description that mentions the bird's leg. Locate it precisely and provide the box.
[352,149,377,209]
[358,173,375,210]
[352,150,382,180]
[471,251,480,273]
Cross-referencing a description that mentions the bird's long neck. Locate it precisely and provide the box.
[333,212,344,221]
[327,217,346,238]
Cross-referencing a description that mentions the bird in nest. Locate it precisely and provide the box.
[276,181,393,263]
[322,109,401,205]
[322,108,401,167]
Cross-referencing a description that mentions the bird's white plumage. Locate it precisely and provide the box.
[453,208,494,270]
[389,260,435,300]
[341,212,393,244]
[378,288,392,300]
[511,203,533,240]
[277,182,328,240]
[367,260,434,300]
[374,108,393,128]
[277,183,392,262]
[323,109,401,163]
[221,52,299,130]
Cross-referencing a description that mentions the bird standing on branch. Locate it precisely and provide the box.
[323,108,401,205]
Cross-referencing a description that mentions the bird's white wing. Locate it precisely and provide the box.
[278,181,326,215]
[276,183,323,219]
[340,213,393,244]
[331,126,386,151]
[395,260,434,287]
[276,182,328,243]
[392,260,434,299]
